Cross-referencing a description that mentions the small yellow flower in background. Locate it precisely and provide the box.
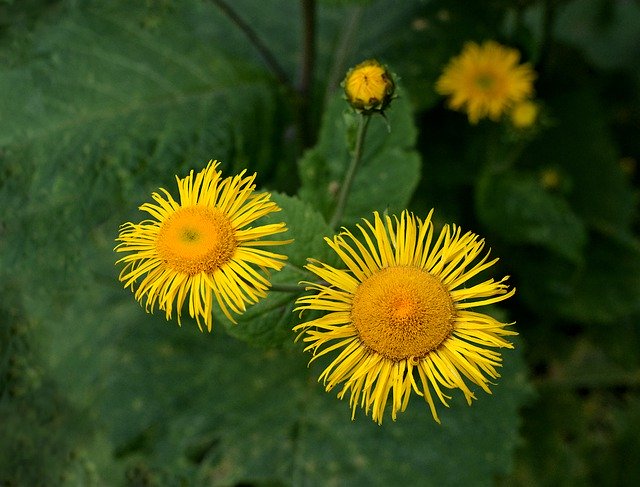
[343,59,395,112]
[115,161,291,332]
[510,99,539,128]
[540,167,561,190]
[436,40,536,124]
[294,210,516,424]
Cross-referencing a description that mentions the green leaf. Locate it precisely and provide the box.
[219,265,301,350]
[12,215,528,485]
[518,88,635,234]
[0,299,100,486]
[476,171,587,262]
[220,193,338,348]
[269,193,338,269]
[42,272,529,485]
[554,0,640,72]
[299,91,421,227]
[558,232,640,323]
[293,338,529,487]
[0,1,281,285]
[507,231,640,325]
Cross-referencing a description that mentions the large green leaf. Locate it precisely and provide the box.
[37,266,529,485]
[558,232,640,323]
[0,297,100,486]
[506,230,640,326]
[0,0,280,286]
[220,193,338,349]
[298,91,421,227]
[554,0,640,72]
[476,171,587,262]
[518,88,635,233]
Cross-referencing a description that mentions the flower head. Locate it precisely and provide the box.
[510,99,539,128]
[115,161,291,332]
[436,41,536,124]
[343,59,395,113]
[294,210,516,424]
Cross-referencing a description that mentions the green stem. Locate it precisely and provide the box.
[329,113,371,229]
[269,283,303,293]
[297,0,316,149]
[211,0,292,91]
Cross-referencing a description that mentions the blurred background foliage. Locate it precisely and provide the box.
[0,0,638,485]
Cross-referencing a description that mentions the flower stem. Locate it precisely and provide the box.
[329,113,371,229]
[211,0,292,91]
[297,0,316,149]
[270,283,303,293]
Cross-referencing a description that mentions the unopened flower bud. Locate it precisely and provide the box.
[343,59,395,113]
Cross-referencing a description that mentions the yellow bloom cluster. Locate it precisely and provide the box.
[115,56,519,426]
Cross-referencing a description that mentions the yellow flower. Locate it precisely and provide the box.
[294,210,516,424]
[510,99,539,128]
[436,41,536,124]
[115,161,291,332]
[343,59,395,112]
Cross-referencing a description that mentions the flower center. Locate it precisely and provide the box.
[475,73,495,90]
[156,206,236,275]
[350,266,455,361]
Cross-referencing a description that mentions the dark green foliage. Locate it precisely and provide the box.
[4,278,529,485]
[0,297,100,485]
[219,193,337,348]
[1,0,639,485]
[477,170,587,262]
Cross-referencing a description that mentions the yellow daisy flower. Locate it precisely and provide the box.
[294,210,516,424]
[436,40,536,124]
[115,161,291,332]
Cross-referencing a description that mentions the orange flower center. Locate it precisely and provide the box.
[156,206,236,275]
[350,266,455,361]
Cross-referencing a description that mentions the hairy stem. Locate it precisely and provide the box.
[329,113,371,229]
[270,283,303,293]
